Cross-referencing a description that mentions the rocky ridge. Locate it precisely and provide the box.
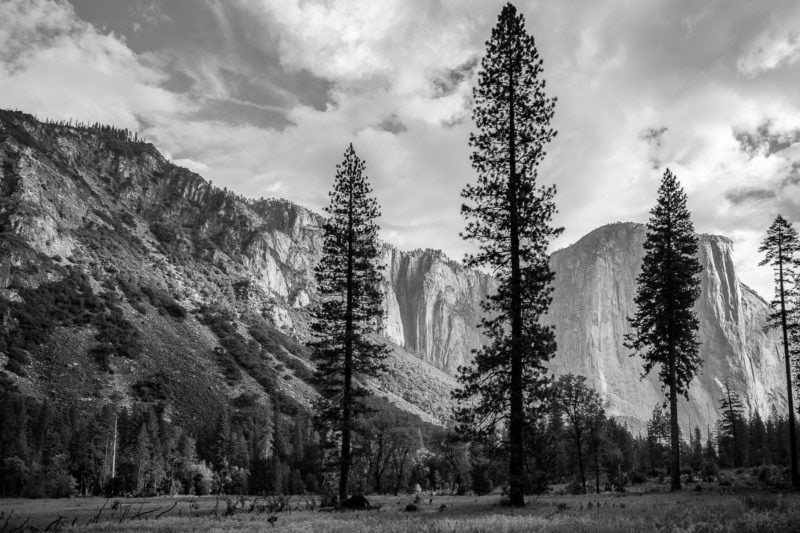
[0,109,787,432]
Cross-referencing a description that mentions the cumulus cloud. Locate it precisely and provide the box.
[0,0,188,130]
[737,6,800,77]
[4,0,800,298]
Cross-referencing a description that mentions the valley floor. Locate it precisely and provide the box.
[2,487,799,533]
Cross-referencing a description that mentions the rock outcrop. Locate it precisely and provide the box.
[546,223,785,432]
[0,110,788,432]
[381,247,493,374]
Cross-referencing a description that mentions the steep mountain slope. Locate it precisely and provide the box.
[0,110,456,425]
[0,110,787,433]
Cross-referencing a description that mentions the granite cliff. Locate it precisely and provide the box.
[0,109,787,432]
[546,223,785,432]
[0,109,458,425]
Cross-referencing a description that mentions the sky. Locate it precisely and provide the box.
[2,0,800,298]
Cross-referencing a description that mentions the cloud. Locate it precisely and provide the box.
[735,122,800,157]
[737,6,800,77]
[0,0,188,130]
[250,0,481,89]
[5,0,800,300]
[172,158,210,174]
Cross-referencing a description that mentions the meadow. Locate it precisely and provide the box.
[2,482,799,533]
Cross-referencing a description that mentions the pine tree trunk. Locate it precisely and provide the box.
[507,64,526,508]
[669,357,681,491]
[111,415,117,481]
[339,184,355,504]
[576,434,586,494]
[594,446,600,494]
[777,248,800,489]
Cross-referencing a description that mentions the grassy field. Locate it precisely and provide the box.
[1,488,799,533]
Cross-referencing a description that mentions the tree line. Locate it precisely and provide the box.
[3,1,800,503]
[4,367,799,499]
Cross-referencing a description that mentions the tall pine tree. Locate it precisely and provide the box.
[759,214,800,488]
[625,169,702,491]
[311,144,389,503]
[453,2,561,507]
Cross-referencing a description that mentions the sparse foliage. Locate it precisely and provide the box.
[553,374,604,494]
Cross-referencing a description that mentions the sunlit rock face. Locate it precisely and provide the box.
[377,221,785,433]
[0,110,786,431]
[545,223,786,433]
[381,247,494,375]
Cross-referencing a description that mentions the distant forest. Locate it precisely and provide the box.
[1,370,796,498]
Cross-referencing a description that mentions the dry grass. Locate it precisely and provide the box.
[2,489,799,533]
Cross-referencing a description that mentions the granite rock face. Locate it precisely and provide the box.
[545,223,786,432]
[0,110,458,423]
[381,247,493,375]
[0,110,787,431]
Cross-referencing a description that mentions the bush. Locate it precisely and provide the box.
[120,212,136,227]
[702,461,719,480]
[470,462,494,495]
[150,222,177,244]
[248,318,313,380]
[132,373,169,402]
[213,346,243,383]
[191,462,214,495]
[525,469,550,495]
[226,468,249,494]
[566,480,585,495]
[199,308,268,387]
[758,465,778,483]
[232,392,260,409]
[141,284,186,319]
[7,347,30,365]
[2,268,141,372]
[629,470,647,484]
[742,493,786,512]
[4,358,26,376]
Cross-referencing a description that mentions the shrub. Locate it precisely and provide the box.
[758,465,779,484]
[213,346,242,384]
[1,268,141,372]
[199,306,305,416]
[4,358,26,376]
[120,212,136,227]
[742,493,786,512]
[471,462,494,495]
[150,222,177,244]
[248,318,313,380]
[525,469,550,495]
[132,373,169,402]
[232,392,260,409]
[702,461,719,480]
[191,462,214,495]
[141,284,186,319]
[630,470,647,485]
[566,480,585,495]
[92,295,143,369]
[7,347,31,365]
